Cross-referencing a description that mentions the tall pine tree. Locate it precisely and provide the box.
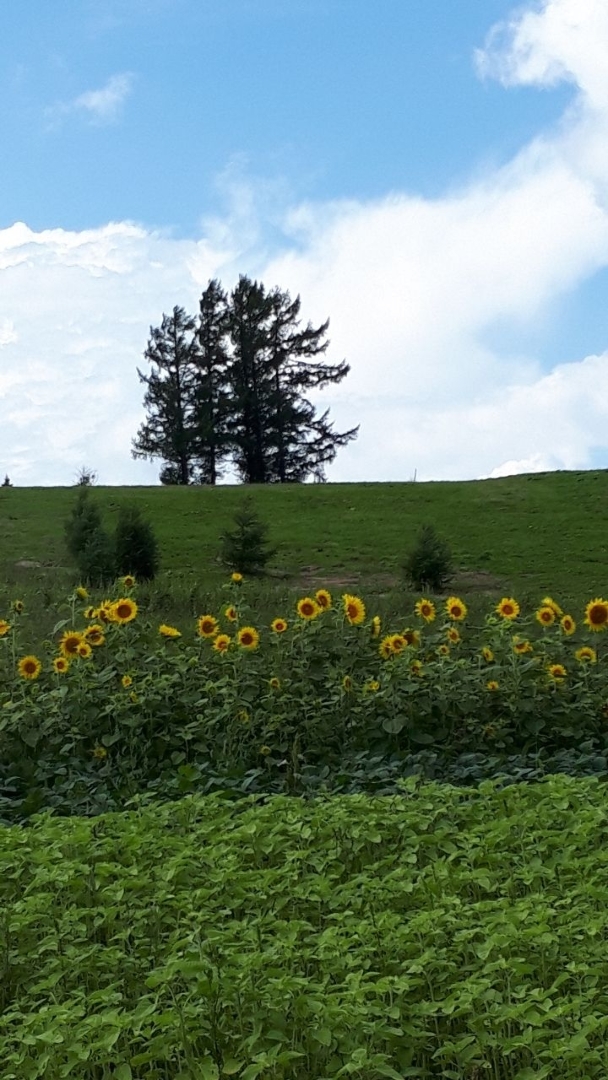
[132,306,198,484]
[192,279,232,484]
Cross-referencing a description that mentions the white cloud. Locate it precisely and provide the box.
[46,72,134,127]
[4,0,608,484]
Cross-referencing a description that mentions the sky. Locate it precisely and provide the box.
[3,0,608,484]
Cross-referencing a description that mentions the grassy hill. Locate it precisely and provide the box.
[2,469,608,606]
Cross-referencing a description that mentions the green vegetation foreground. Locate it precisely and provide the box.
[2,777,608,1078]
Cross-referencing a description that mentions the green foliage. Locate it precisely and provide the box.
[220,497,276,574]
[403,521,453,591]
[114,504,160,582]
[4,778,608,1077]
[64,487,114,585]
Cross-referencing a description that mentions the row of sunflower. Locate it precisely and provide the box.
[1,581,608,802]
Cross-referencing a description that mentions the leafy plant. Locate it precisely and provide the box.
[219,496,276,575]
[114,503,160,581]
[403,522,453,591]
[64,486,114,585]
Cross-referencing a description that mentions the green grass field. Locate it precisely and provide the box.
[2,470,608,605]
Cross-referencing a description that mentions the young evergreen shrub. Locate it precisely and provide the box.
[64,487,115,585]
[114,504,160,581]
[220,498,276,575]
[403,523,453,592]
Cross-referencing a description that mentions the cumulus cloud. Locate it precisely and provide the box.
[46,72,134,127]
[4,0,608,484]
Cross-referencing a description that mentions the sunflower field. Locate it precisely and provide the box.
[2,576,608,822]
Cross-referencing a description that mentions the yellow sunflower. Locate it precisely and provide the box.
[371,615,381,638]
[512,637,533,655]
[343,594,366,625]
[84,624,105,646]
[536,605,556,627]
[379,635,395,660]
[297,597,320,620]
[18,655,42,680]
[438,644,450,656]
[12,600,24,614]
[75,585,88,600]
[414,598,435,623]
[231,572,243,583]
[403,628,420,647]
[364,679,380,693]
[197,614,219,638]
[0,620,11,637]
[259,745,271,756]
[584,598,608,632]
[575,646,597,664]
[315,589,332,610]
[159,624,181,638]
[560,614,576,636]
[59,630,83,658]
[542,596,563,617]
[77,641,93,659]
[496,597,520,620]
[390,634,407,654]
[548,663,567,681]
[446,627,461,644]
[121,674,133,688]
[96,602,113,624]
[213,633,231,653]
[84,606,96,620]
[121,575,136,588]
[446,596,467,621]
[53,656,70,674]
[269,677,281,690]
[271,617,288,633]
[342,675,353,691]
[481,646,494,662]
[111,598,138,625]
[237,626,260,650]
[92,745,108,761]
[410,660,423,676]
[225,605,238,622]
[486,680,499,691]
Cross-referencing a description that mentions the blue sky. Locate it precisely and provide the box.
[2,0,608,484]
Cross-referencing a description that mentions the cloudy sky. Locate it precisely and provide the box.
[3,0,608,484]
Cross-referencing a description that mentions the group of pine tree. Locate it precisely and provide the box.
[132,275,359,484]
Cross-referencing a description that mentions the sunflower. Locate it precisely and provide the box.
[379,635,395,660]
[438,644,450,656]
[414,598,435,623]
[410,660,423,676]
[121,674,133,688]
[271,617,288,634]
[269,677,281,690]
[584,599,608,632]
[315,589,332,610]
[548,663,567,681]
[402,628,420,647]
[77,641,93,659]
[390,634,407,654]
[213,633,231,653]
[297,597,320,620]
[370,615,381,638]
[122,575,136,588]
[111,598,138,625]
[575,646,597,664]
[496,597,520,620]
[60,630,83,658]
[486,680,499,691]
[364,680,380,693]
[84,605,96,620]
[343,594,366,625]
[75,585,88,600]
[481,646,494,662]
[560,614,576,636]
[84,625,105,646]
[225,606,238,622]
[92,745,108,761]
[197,615,219,638]
[12,600,24,614]
[52,656,70,674]
[231,572,243,583]
[96,602,113,624]
[512,637,533,655]
[536,605,556,627]
[237,626,259,650]
[446,596,467,621]
[342,675,353,691]
[542,596,563,617]
[18,655,42,680]
[159,624,181,638]
[259,745,271,756]
[0,620,11,638]
[446,627,461,644]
